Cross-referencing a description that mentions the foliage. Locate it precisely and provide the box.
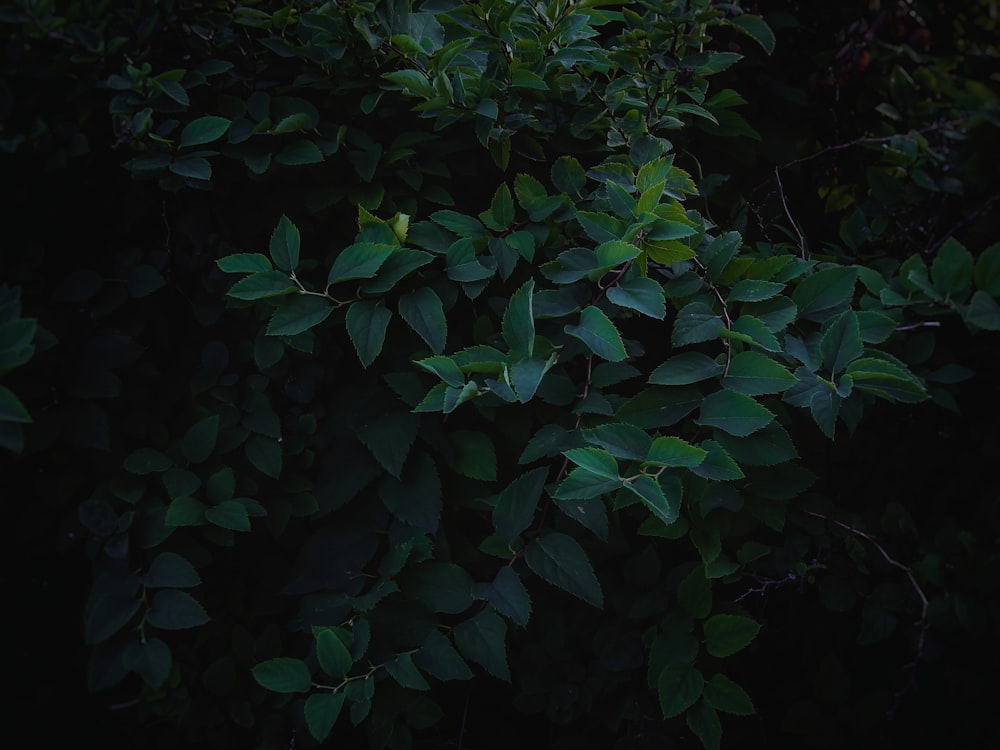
[3,0,999,748]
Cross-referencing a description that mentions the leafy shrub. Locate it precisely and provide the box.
[4,1,999,748]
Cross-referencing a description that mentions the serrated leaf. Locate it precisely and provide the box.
[672,301,723,346]
[217,253,272,274]
[204,499,251,531]
[327,243,395,286]
[686,700,722,750]
[415,355,465,388]
[180,116,231,148]
[454,608,510,681]
[607,277,666,319]
[476,566,532,627]
[791,266,857,321]
[563,447,620,479]
[698,390,775,436]
[316,628,353,679]
[266,294,333,337]
[703,614,760,657]
[509,354,556,403]
[657,663,703,719]
[646,436,707,468]
[727,279,784,302]
[385,652,430,690]
[272,112,312,135]
[493,467,547,544]
[626,474,680,525]
[704,674,755,715]
[398,287,446,354]
[722,351,796,395]
[490,183,515,229]
[974,242,1000,296]
[226,271,298,300]
[649,352,723,385]
[690,440,744,481]
[730,315,781,351]
[565,305,627,361]
[931,238,973,296]
[360,249,434,295]
[305,692,345,743]
[269,215,300,273]
[252,657,311,693]
[144,552,201,588]
[127,637,173,689]
[378,452,442,533]
[728,13,776,54]
[182,414,219,464]
[276,138,324,165]
[965,290,1000,331]
[146,589,210,630]
[450,430,497,481]
[416,630,474,681]
[245,434,282,478]
[525,532,603,608]
[584,423,651,460]
[357,411,419,479]
[165,495,205,526]
[502,279,535,358]
[346,301,392,368]
[552,155,587,196]
[820,310,863,374]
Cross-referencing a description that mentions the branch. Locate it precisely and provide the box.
[774,166,808,259]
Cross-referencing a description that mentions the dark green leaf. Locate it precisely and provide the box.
[169,157,211,181]
[584,423,651,460]
[493,467,547,544]
[625,475,680,525]
[416,630,474,681]
[563,447,620,479]
[245,434,282,478]
[146,589,210,630]
[697,390,775,436]
[415,355,466,388]
[403,561,474,614]
[820,310,863,374]
[791,266,857,321]
[703,614,760,657]
[144,552,201,588]
[305,692,345,743]
[0,386,30,423]
[672,301,723,346]
[565,306,628,361]
[931,238,973,296]
[360,249,434,295]
[84,572,142,644]
[974,242,1000,296]
[490,184,515,230]
[678,566,712,618]
[385,652,430,690]
[686,701,722,750]
[124,448,171,474]
[704,674,755,715]
[730,315,781,351]
[165,495,205,526]
[525,532,603,608]
[727,279,785,302]
[657,663,703,718]
[269,216,300,273]
[316,628,353,679]
[126,638,172,689]
[204,500,251,531]
[722,351,795,395]
[450,430,496,481]
[715,423,797,466]
[357,411,419,479]
[327,243,395,285]
[182,414,219,464]
[690,440,744,481]
[502,279,535,358]
[276,139,324,165]
[346,301,392,367]
[727,12,776,54]
[454,608,510,681]
[475,566,531,627]
[398,287,446,354]
[965,290,1000,331]
[646,436,707,468]
[378,452,442,533]
[267,295,333,337]
[180,116,231,148]
[227,271,297,300]
[845,357,928,402]
[607,277,666,319]
[217,253,272,274]
[551,155,587,196]
[649,352,723,385]
[128,265,166,297]
[252,657,312,693]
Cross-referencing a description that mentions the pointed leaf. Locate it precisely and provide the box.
[657,663,703,719]
[672,301,723,346]
[385,652,430,690]
[316,628,353,679]
[217,253,272,274]
[563,447,620,479]
[703,614,760,657]
[415,355,466,388]
[398,287,446,354]
[565,305,627,361]
[649,352,723,385]
[252,657,312,693]
[626,474,680,525]
[820,310,863,374]
[357,411,419,479]
[145,589,210,630]
[269,215,300,273]
[607,276,666,319]
[245,434,282,479]
[646,436,707,468]
[450,429,496,480]
[415,630,474,681]
[493,467,547,544]
[490,183,515,229]
[266,295,333,336]
[305,692,345,742]
[476,566,532,627]
[180,116,231,148]
[690,440,744,481]
[704,674,755,715]
[144,552,201,588]
[454,608,510,681]
[182,414,219,464]
[792,267,857,321]
[686,701,722,750]
[502,279,535,358]
[584,423,651,460]
[553,468,623,500]
[698,391,775,436]
[226,271,297,300]
[728,12,776,54]
[722,351,796,395]
[346,300,392,367]
[525,532,603,608]
[328,243,395,286]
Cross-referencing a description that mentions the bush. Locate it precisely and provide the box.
[4,1,999,748]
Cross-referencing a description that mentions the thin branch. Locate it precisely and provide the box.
[774,166,808,259]
[895,321,941,332]
[926,193,1000,254]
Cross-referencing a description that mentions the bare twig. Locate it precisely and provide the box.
[926,193,1000,254]
[774,166,807,259]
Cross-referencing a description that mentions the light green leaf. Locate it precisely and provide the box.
[269,215,300,273]
[649,352,723,385]
[596,240,641,267]
[305,692,345,743]
[703,614,760,657]
[454,608,510,681]
[657,663,703,719]
[493,467,547,544]
[346,300,392,368]
[625,474,680,525]
[252,657,312,693]
[525,532,603,608]
[180,116,231,148]
[697,390,775,436]
[565,305,628,361]
[327,243,395,286]
[502,279,535,358]
[607,277,666,319]
[672,301,723,346]
[722,351,796,395]
[145,589,210,630]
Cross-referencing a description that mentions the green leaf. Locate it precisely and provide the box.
[697,390,775,436]
[378,452,442,533]
[596,240,641,267]
[271,112,312,135]
[965,290,1000,331]
[820,310,863,374]
[475,566,531,627]
[0,385,30,423]
[431,210,486,239]
[686,700,722,750]
[276,138,324,165]
[727,279,784,302]
[454,608,510,681]
[502,279,535,358]
[509,354,557,403]
[385,652,430,690]
[791,266,857,321]
[252,657,312,693]
[715,423,797,466]
[269,215,300,273]
[123,448,171,474]
[415,355,466,388]
[525,532,603,608]
[493,468,548,544]
[204,499,251,531]
[704,674,755,715]
[126,638,173,689]
[846,357,928,402]
[931,238,974,296]
[722,351,795,395]
[144,552,201,588]
[974,242,1000,296]
[128,264,166,297]
[607,277,666,319]
[398,287,447,354]
[553,468,623,500]
[565,306,628,361]
[165,495,205,526]
[552,155,587,196]
[490,184,515,229]
[584,423,651,461]
[305,692,345,743]
[179,116,231,148]
[672,301,723,346]
[245,434,282,478]
[360,249,434,295]
[169,157,211,181]
[404,561,474,614]
[649,352,723,385]
[415,630,473,682]
[182,414,219,464]
[145,589,210,630]
[316,628,353,679]
[625,474,680,525]
[563,447,620,480]
[217,253,273,274]
[646,436,707,468]
[690,440,744,481]
[703,614,760,657]
[450,430,497,481]
[346,300,392,367]
[728,12,776,54]
[657,663,703,719]
[327,243,395,285]
[357,411,419,479]
[226,271,297,300]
